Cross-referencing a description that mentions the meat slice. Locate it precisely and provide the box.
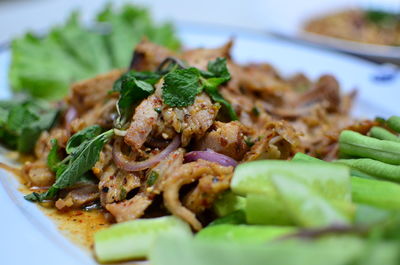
[22,160,55,187]
[124,95,163,150]
[130,40,176,71]
[195,121,250,161]
[162,93,219,146]
[103,149,184,223]
[182,41,232,70]
[55,184,99,210]
[68,69,123,115]
[183,173,231,214]
[296,74,340,112]
[106,193,152,223]
[243,121,303,161]
[146,148,185,195]
[163,159,233,230]
[98,165,142,205]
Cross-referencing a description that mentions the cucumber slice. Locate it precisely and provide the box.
[208,210,246,226]
[271,175,351,227]
[94,216,192,263]
[246,193,293,225]
[294,153,400,210]
[231,160,351,202]
[150,235,376,265]
[196,224,294,243]
[213,191,246,217]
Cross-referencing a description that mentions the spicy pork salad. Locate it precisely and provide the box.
[2,4,400,265]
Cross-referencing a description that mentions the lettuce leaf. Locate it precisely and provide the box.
[9,4,181,100]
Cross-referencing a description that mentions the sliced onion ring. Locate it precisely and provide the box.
[113,135,181,172]
[184,149,238,167]
[65,106,78,125]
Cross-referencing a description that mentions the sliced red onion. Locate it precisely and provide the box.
[113,135,181,172]
[184,149,238,167]
[65,106,78,125]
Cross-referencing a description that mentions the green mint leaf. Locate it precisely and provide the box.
[162,67,203,107]
[25,129,114,202]
[207,57,230,81]
[113,71,161,93]
[115,73,155,128]
[66,125,102,154]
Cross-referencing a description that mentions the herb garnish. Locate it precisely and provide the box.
[161,57,238,120]
[25,126,114,202]
[0,98,59,153]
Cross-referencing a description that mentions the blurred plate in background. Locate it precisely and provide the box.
[262,0,400,63]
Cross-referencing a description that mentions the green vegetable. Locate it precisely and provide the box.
[94,216,192,263]
[9,4,181,100]
[150,235,399,265]
[115,72,156,128]
[162,67,202,107]
[65,125,102,154]
[208,210,246,226]
[25,128,114,202]
[365,9,399,28]
[339,130,400,165]
[369,127,400,142]
[161,57,237,120]
[231,160,351,201]
[246,193,293,225]
[351,177,400,210]
[387,116,400,133]
[147,171,159,186]
[271,175,352,227]
[97,4,180,68]
[292,152,375,179]
[293,153,400,210]
[213,191,245,217]
[0,98,59,153]
[196,224,294,243]
[47,139,63,172]
[337,158,400,182]
[113,70,161,93]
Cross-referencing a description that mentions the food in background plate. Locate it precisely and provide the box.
[304,9,400,46]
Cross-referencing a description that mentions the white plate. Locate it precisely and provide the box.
[261,0,400,63]
[0,23,399,265]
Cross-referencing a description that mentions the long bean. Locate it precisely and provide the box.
[351,177,400,210]
[293,153,400,208]
[369,127,400,142]
[292,153,375,179]
[337,158,400,182]
[387,116,400,133]
[339,130,400,165]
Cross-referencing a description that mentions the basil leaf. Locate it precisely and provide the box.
[162,67,203,107]
[47,139,63,172]
[115,73,155,128]
[25,129,114,202]
[66,125,102,154]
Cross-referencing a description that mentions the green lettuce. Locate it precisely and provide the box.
[9,4,181,100]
